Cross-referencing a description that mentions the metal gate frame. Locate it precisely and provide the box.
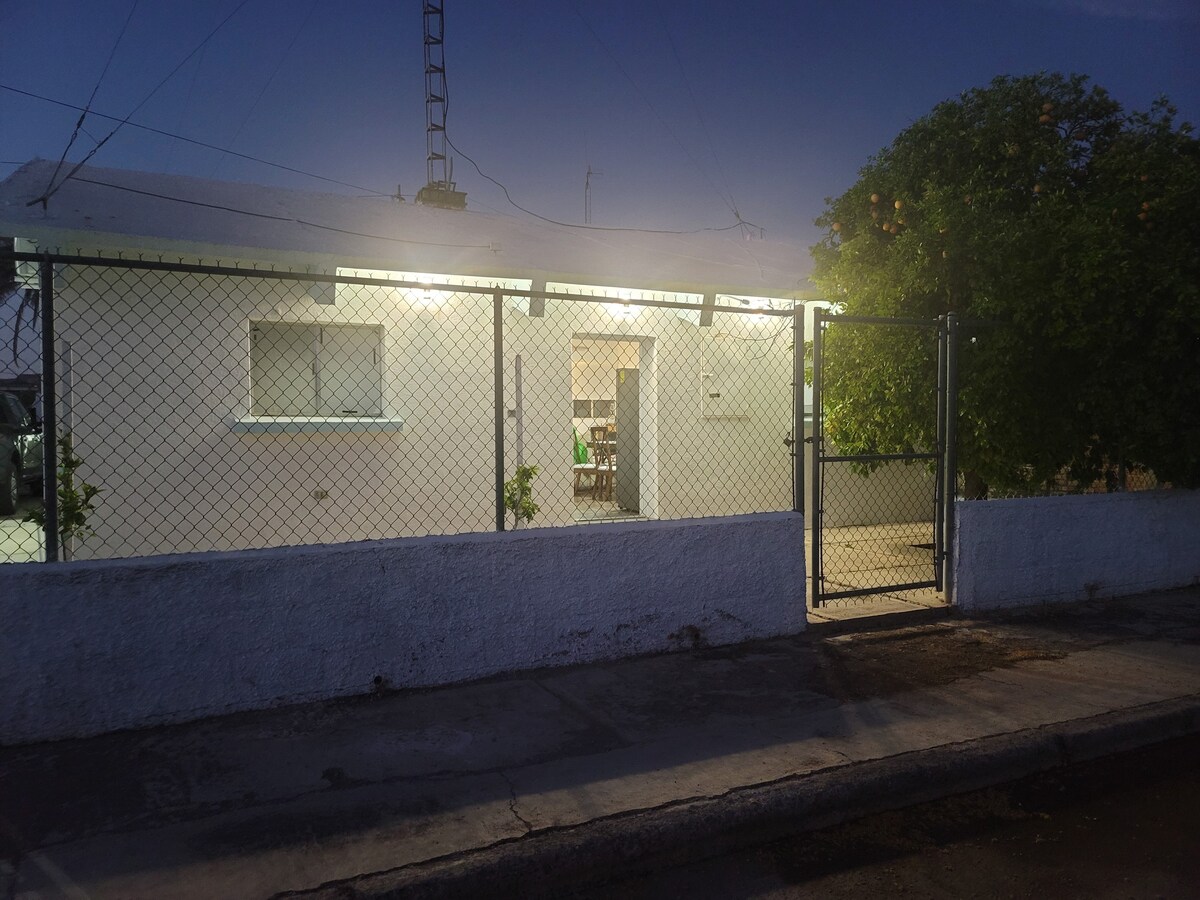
[809,309,958,607]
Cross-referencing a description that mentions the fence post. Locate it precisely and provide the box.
[39,255,59,563]
[934,316,947,592]
[493,290,505,531]
[792,305,804,516]
[809,308,824,608]
[942,312,959,603]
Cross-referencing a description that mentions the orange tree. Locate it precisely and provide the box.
[811,73,1200,495]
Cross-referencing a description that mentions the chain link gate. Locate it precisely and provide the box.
[809,310,958,608]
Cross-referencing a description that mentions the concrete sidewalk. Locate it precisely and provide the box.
[3,588,1199,899]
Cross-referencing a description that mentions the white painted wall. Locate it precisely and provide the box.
[51,261,798,559]
[953,490,1200,610]
[0,512,806,744]
[801,423,938,527]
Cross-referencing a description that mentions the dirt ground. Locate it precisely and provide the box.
[811,624,1068,701]
[572,733,1200,899]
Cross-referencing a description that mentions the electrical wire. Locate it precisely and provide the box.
[443,132,746,235]
[209,0,320,180]
[28,0,254,209]
[69,176,493,250]
[656,9,741,223]
[164,42,206,173]
[1,84,390,195]
[42,0,140,201]
[435,6,751,236]
[571,1,757,230]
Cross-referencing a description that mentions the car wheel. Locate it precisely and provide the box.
[0,461,17,516]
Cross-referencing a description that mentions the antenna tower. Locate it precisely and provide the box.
[417,1,467,209]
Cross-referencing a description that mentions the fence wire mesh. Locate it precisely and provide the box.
[810,315,944,607]
[1,254,798,563]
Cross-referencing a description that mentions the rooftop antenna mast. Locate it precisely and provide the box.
[584,164,602,224]
[417,1,466,209]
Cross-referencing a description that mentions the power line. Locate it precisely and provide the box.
[435,6,751,236]
[444,132,746,236]
[570,2,743,223]
[28,0,254,209]
[69,176,493,250]
[42,0,141,201]
[1,84,389,195]
[209,0,320,179]
[656,9,741,220]
[164,41,207,173]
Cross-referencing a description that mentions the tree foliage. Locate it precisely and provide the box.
[811,73,1200,493]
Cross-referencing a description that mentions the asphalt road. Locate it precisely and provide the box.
[572,734,1200,899]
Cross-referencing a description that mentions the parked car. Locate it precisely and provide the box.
[0,390,43,514]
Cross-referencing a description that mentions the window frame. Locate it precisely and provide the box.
[248,319,385,419]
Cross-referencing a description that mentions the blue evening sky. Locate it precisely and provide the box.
[1,0,1196,246]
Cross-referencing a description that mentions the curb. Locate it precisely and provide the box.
[280,694,1200,899]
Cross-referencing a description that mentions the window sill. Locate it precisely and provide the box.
[230,416,405,435]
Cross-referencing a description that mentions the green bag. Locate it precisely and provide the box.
[572,427,589,464]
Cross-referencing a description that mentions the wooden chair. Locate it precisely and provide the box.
[573,459,597,493]
[590,425,616,500]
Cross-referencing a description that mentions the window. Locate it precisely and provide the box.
[572,398,614,419]
[250,321,383,417]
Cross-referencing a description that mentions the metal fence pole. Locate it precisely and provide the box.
[493,290,505,531]
[809,308,824,608]
[514,353,524,468]
[39,256,59,563]
[942,312,960,603]
[933,316,947,592]
[792,305,804,516]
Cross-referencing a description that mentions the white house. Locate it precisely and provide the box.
[0,160,829,560]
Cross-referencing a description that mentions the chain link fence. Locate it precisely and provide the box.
[1,253,799,564]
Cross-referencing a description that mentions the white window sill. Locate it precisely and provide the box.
[230,416,405,435]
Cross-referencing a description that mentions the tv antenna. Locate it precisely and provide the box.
[584,164,603,224]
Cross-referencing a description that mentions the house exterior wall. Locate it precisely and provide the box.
[0,512,806,745]
[52,261,797,559]
[952,490,1200,610]
[55,264,498,558]
[801,423,938,527]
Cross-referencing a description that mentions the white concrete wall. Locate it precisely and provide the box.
[53,261,797,559]
[0,512,806,745]
[953,490,1200,611]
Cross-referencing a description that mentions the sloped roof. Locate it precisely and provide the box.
[0,160,816,297]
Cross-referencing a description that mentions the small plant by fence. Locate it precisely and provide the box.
[1,253,801,563]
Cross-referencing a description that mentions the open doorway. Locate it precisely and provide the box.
[571,336,654,523]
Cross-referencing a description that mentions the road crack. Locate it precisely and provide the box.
[498,771,533,834]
